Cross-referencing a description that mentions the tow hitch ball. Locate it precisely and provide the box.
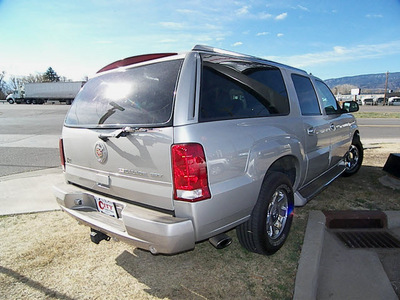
[90,228,110,244]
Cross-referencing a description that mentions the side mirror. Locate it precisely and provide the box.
[342,101,359,113]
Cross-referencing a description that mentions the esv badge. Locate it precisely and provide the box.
[94,141,108,163]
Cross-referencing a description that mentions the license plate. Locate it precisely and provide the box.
[95,196,118,218]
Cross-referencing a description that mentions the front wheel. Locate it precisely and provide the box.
[343,134,363,177]
[236,172,294,255]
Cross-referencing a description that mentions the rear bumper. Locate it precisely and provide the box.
[53,182,195,254]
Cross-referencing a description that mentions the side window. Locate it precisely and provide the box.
[246,68,288,100]
[199,62,289,122]
[315,80,341,115]
[292,74,321,115]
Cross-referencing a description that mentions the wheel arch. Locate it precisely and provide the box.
[353,129,361,141]
[266,155,300,188]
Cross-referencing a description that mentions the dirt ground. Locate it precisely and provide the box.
[1,142,399,300]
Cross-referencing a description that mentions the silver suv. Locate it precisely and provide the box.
[54,45,362,255]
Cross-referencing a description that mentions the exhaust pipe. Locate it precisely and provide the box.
[209,233,232,249]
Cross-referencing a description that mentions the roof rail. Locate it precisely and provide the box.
[97,53,178,73]
[192,45,252,58]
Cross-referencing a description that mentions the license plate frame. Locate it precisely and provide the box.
[94,196,118,218]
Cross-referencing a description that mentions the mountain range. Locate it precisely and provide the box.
[325,72,400,93]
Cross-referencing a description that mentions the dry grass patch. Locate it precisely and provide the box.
[0,212,304,299]
[1,143,399,299]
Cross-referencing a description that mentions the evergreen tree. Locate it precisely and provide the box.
[43,67,60,82]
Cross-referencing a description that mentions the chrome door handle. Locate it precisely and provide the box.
[330,123,336,131]
[307,127,315,135]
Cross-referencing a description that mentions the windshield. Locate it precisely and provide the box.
[65,59,183,128]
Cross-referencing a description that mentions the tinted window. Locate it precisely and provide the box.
[199,55,289,122]
[65,59,183,127]
[315,80,341,115]
[292,74,321,116]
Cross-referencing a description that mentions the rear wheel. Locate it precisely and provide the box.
[237,172,294,255]
[343,134,363,177]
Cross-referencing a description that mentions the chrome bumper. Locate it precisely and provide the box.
[53,182,195,254]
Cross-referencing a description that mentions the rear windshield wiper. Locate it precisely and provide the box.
[98,101,125,125]
[98,127,148,141]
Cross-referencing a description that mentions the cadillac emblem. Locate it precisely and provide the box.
[94,141,108,163]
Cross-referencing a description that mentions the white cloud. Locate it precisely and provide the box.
[232,42,243,47]
[296,5,309,12]
[264,40,400,69]
[259,12,273,19]
[236,6,250,16]
[204,23,220,30]
[366,14,383,18]
[159,22,184,30]
[277,33,284,37]
[176,9,196,14]
[257,32,269,36]
[275,12,287,20]
[333,46,346,54]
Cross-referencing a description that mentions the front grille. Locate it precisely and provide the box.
[335,230,400,249]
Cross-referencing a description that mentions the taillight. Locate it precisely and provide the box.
[59,138,65,171]
[171,143,211,202]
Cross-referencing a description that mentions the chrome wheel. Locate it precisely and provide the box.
[345,145,359,172]
[266,189,289,240]
[236,172,294,255]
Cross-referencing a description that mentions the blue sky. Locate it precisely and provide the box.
[1,0,400,81]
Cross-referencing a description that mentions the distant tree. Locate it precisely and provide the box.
[21,73,45,83]
[9,75,21,90]
[43,67,60,82]
[0,71,10,99]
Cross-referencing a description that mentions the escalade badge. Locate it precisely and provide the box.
[94,141,108,163]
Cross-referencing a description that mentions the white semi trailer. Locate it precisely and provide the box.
[6,81,85,104]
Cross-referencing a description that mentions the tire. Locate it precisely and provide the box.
[342,133,363,177]
[236,172,294,255]
[7,99,14,104]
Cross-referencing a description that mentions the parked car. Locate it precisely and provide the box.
[363,98,375,105]
[376,97,385,105]
[54,45,363,256]
[389,98,400,106]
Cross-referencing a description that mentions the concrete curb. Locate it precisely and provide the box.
[294,211,400,300]
[293,211,326,300]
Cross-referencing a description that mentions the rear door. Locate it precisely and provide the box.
[291,74,331,184]
[62,58,184,211]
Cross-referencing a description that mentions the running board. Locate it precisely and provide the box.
[295,164,345,206]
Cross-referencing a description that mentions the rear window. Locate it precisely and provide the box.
[65,59,183,128]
